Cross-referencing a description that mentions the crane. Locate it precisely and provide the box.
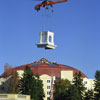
[35,0,68,11]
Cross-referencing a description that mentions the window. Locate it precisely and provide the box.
[49,36,52,43]
[47,86,50,89]
[47,91,50,95]
[47,80,50,83]
[84,81,87,84]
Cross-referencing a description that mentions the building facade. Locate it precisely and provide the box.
[0,58,94,100]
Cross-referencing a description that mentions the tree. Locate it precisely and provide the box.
[19,66,35,95]
[2,63,12,78]
[54,79,70,100]
[66,85,81,100]
[0,72,19,93]
[94,70,100,100]
[9,72,19,93]
[32,75,45,100]
[84,89,94,100]
[73,72,85,100]
[19,66,45,100]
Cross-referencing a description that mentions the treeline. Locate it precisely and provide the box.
[0,66,100,100]
[0,66,45,100]
[54,71,100,100]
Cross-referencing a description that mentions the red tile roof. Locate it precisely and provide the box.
[0,58,87,78]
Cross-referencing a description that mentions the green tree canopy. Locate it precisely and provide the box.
[84,89,94,100]
[31,75,45,100]
[94,70,100,100]
[54,79,70,100]
[19,66,45,100]
[73,72,85,100]
[66,85,81,100]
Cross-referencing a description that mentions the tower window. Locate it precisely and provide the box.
[47,91,50,95]
[47,86,50,89]
[49,36,52,43]
[47,80,50,83]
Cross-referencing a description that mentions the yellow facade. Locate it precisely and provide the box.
[40,74,55,100]
[0,94,30,100]
[61,70,73,82]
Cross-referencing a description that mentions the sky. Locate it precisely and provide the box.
[0,0,99,78]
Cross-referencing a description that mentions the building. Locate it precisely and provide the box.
[0,58,94,100]
[0,94,30,100]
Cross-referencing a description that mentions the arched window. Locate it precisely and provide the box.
[49,35,52,43]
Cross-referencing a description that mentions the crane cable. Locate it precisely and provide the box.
[41,8,54,31]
